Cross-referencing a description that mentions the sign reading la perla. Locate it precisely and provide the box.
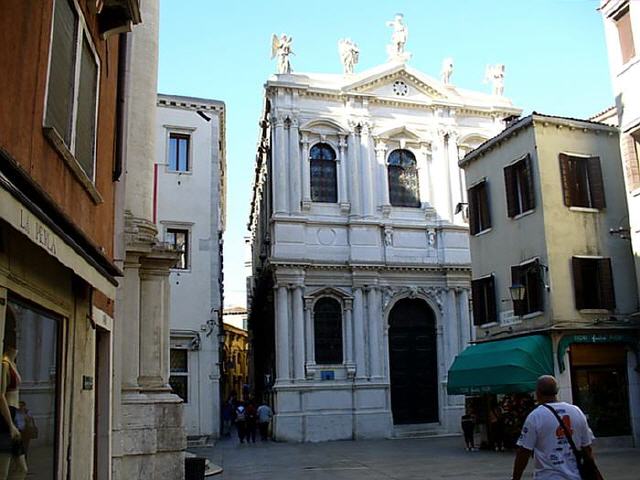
[19,208,56,256]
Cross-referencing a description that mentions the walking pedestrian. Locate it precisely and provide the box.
[489,401,505,451]
[246,399,257,444]
[461,412,475,451]
[510,375,602,480]
[256,401,273,441]
[235,402,247,444]
[221,401,233,437]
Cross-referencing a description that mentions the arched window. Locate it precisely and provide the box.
[388,149,420,207]
[310,143,337,203]
[313,297,343,364]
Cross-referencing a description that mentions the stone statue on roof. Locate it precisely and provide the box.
[484,64,505,96]
[441,57,454,85]
[338,38,359,75]
[271,33,294,74]
[386,13,411,62]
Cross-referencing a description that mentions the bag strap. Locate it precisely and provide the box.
[541,404,581,459]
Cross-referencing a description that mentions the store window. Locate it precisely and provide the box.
[169,348,188,403]
[2,298,60,479]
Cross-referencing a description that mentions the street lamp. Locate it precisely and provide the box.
[509,283,526,302]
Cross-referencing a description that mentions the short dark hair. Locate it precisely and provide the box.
[536,375,559,396]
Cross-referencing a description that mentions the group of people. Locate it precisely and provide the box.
[222,395,273,444]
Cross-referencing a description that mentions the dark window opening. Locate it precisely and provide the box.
[169,133,190,172]
[511,260,544,316]
[314,297,343,365]
[310,143,337,203]
[388,149,420,207]
[468,180,491,234]
[559,154,605,209]
[504,154,535,217]
[165,228,189,269]
[471,275,497,325]
[572,257,615,310]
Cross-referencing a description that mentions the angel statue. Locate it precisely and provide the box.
[338,38,359,75]
[484,64,505,96]
[441,57,454,85]
[271,33,294,74]
[386,13,410,61]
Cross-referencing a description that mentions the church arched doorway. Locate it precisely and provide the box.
[388,298,438,424]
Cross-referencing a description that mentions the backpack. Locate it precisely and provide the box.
[236,406,246,422]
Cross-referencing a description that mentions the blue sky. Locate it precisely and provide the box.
[158,0,613,308]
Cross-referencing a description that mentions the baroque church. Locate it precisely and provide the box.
[248,16,521,441]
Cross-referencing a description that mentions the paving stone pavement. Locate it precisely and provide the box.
[189,435,640,479]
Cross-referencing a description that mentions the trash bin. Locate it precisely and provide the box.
[185,456,206,480]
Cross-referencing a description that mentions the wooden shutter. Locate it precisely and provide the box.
[486,276,497,323]
[504,164,518,217]
[46,0,78,145]
[479,182,491,230]
[598,258,616,310]
[587,156,606,209]
[572,257,586,310]
[468,187,478,235]
[74,36,98,179]
[511,265,525,316]
[559,154,575,207]
[522,154,536,211]
[616,8,636,63]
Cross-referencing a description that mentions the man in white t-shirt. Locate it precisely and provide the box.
[511,375,596,480]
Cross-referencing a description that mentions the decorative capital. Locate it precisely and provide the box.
[304,297,314,310]
[344,298,353,311]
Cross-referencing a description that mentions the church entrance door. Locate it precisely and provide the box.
[388,298,439,424]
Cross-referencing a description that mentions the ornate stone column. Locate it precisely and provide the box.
[418,142,432,207]
[360,122,374,217]
[121,255,142,392]
[444,288,458,372]
[447,130,462,222]
[375,139,390,215]
[273,114,288,214]
[458,288,471,350]
[304,297,315,376]
[301,133,311,210]
[291,285,305,380]
[352,287,366,378]
[289,117,302,214]
[138,251,177,391]
[435,129,453,221]
[366,286,382,379]
[338,135,350,212]
[275,285,290,382]
[347,123,361,217]
[344,298,355,377]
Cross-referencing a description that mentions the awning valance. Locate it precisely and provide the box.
[447,334,553,395]
[557,333,638,372]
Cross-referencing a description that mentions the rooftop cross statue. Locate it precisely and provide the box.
[386,13,411,62]
[271,33,293,74]
[338,38,359,75]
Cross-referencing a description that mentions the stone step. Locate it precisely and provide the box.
[391,424,459,439]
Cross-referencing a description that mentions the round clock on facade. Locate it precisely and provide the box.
[392,80,408,96]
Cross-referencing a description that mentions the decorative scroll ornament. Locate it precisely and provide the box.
[338,38,360,75]
[271,33,294,74]
[381,286,446,313]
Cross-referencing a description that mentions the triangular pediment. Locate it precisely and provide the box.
[375,125,422,142]
[343,64,449,102]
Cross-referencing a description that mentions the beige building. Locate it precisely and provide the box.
[600,0,640,293]
[221,322,250,402]
[452,113,640,445]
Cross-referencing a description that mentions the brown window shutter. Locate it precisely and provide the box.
[471,279,484,325]
[587,156,606,209]
[523,154,536,211]
[504,164,518,217]
[479,182,491,229]
[572,257,585,310]
[487,276,497,323]
[598,258,616,310]
[559,154,575,206]
[616,8,636,63]
[468,187,478,235]
[511,265,525,316]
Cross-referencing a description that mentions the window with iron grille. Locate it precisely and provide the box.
[504,154,535,217]
[559,154,605,209]
[165,228,189,269]
[313,298,343,365]
[45,0,99,180]
[511,260,544,316]
[169,133,190,172]
[310,143,337,203]
[471,275,497,325]
[169,348,188,402]
[572,257,615,310]
[468,180,491,235]
[387,149,420,207]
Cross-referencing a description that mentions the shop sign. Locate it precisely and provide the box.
[557,333,638,372]
[19,208,56,256]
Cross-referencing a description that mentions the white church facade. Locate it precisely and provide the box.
[248,19,521,442]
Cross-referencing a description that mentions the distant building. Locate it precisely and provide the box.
[222,309,250,403]
[453,113,640,445]
[155,94,226,440]
[600,1,640,295]
[247,35,521,440]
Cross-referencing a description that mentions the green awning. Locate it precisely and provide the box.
[447,335,553,395]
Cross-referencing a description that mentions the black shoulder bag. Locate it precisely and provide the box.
[541,404,603,480]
